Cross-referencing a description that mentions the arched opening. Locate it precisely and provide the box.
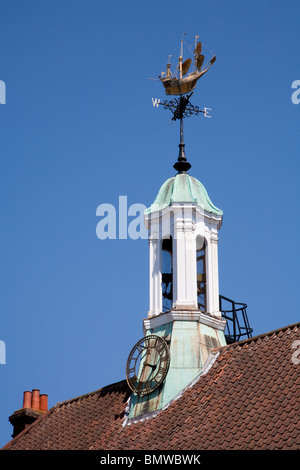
[196,235,206,311]
[162,237,173,312]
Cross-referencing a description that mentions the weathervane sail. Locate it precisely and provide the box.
[154,35,216,174]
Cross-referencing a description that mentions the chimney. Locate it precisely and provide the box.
[9,389,48,438]
[22,391,32,408]
[39,394,48,412]
[31,389,40,410]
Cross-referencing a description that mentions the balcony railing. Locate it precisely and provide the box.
[219,295,253,344]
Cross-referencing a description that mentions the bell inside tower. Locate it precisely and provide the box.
[196,235,206,312]
[162,237,173,312]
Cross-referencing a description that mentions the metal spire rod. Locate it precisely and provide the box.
[173,114,191,173]
[158,93,203,173]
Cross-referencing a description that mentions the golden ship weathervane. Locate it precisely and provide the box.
[151,34,216,173]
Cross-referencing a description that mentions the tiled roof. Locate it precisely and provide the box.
[3,323,300,450]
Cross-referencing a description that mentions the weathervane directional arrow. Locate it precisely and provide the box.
[152,93,212,119]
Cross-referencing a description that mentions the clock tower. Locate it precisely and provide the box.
[125,37,227,422]
[125,167,227,422]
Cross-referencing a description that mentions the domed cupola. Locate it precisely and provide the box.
[145,172,223,218]
[144,171,223,318]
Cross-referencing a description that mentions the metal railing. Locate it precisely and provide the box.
[219,295,253,344]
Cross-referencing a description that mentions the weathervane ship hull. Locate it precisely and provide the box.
[161,69,207,96]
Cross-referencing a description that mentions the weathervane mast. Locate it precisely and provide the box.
[152,35,216,173]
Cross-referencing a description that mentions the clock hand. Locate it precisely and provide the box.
[144,362,157,370]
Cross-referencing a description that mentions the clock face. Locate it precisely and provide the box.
[126,335,170,396]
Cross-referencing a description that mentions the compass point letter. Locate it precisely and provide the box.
[204,107,212,118]
[152,98,160,108]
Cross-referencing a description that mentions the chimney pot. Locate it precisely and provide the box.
[31,389,40,410]
[39,394,48,412]
[9,388,48,438]
[22,391,32,409]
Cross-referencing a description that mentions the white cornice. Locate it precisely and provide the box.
[199,312,226,331]
[144,202,223,230]
[143,310,226,334]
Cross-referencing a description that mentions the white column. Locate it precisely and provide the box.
[205,238,212,314]
[173,207,197,309]
[174,221,185,307]
[148,237,162,318]
[211,236,221,317]
[185,231,197,307]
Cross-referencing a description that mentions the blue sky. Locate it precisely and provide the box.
[0,0,299,446]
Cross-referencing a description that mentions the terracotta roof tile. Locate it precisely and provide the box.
[2,322,300,450]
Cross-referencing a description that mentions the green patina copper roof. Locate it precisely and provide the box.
[145,173,223,216]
